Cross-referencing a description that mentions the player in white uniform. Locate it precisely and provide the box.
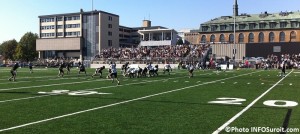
[110,62,120,85]
[187,63,194,78]
[163,63,172,75]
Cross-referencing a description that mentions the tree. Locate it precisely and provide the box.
[0,39,18,61]
[176,38,184,45]
[14,32,38,62]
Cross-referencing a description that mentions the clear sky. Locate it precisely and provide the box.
[1,0,300,43]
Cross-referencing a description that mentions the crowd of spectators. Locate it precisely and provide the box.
[265,53,300,69]
[94,44,211,61]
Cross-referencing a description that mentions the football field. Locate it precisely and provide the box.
[0,67,299,133]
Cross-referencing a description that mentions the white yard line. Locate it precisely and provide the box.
[0,79,108,91]
[0,71,260,132]
[0,76,189,104]
[212,70,293,134]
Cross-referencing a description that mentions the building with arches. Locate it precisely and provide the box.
[199,11,300,44]
[198,0,300,60]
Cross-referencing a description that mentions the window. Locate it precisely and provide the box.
[280,22,287,28]
[220,25,226,31]
[57,32,63,36]
[269,32,275,42]
[269,22,277,29]
[108,24,112,28]
[249,23,256,30]
[108,16,112,21]
[238,33,244,43]
[290,31,296,42]
[201,35,206,43]
[248,33,254,43]
[259,23,266,29]
[65,24,80,28]
[259,32,264,43]
[57,17,63,21]
[65,31,80,36]
[57,25,63,29]
[211,25,217,31]
[108,31,112,36]
[210,35,215,43]
[239,24,246,30]
[279,32,285,42]
[219,34,225,43]
[108,40,112,46]
[229,24,235,31]
[202,26,208,32]
[229,34,234,43]
[291,22,298,28]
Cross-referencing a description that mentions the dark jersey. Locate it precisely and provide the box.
[11,63,19,71]
[59,64,64,70]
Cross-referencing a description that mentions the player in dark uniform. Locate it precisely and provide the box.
[8,62,19,81]
[280,60,286,77]
[28,62,33,74]
[58,63,64,77]
[92,66,105,78]
[66,62,71,74]
[78,64,87,76]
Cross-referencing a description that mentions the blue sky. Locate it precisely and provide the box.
[1,0,300,43]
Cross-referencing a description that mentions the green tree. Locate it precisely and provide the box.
[14,32,38,62]
[0,39,18,60]
[176,38,184,45]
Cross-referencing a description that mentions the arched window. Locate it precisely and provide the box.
[238,33,244,43]
[269,32,275,42]
[219,34,225,43]
[210,34,215,43]
[229,34,234,43]
[290,31,296,42]
[201,35,206,43]
[259,32,264,43]
[279,32,285,42]
[248,33,254,43]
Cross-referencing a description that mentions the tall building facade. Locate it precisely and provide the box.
[36,10,119,60]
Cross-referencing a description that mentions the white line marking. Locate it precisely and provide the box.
[0,76,187,103]
[212,70,293,134]
[0,71,260,132]
[0,79,108,91]
[0,95,51,103]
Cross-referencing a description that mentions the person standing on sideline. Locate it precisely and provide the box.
[8,62,20,81]
[28,62,33,73]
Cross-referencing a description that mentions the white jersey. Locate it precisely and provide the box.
[110,64,117,73]
[147,64,153,70]
[164,64,171,69]
[187,65,194,71]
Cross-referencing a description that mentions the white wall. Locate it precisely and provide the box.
[91,63,179,69]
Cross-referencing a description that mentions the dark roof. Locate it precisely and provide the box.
[39,10,119,18]
[131,26,168,30]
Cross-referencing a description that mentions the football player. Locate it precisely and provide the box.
[110,62,120,85]
[8,62,19,81]
[92,66,105,78]
[58,63,64,77]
